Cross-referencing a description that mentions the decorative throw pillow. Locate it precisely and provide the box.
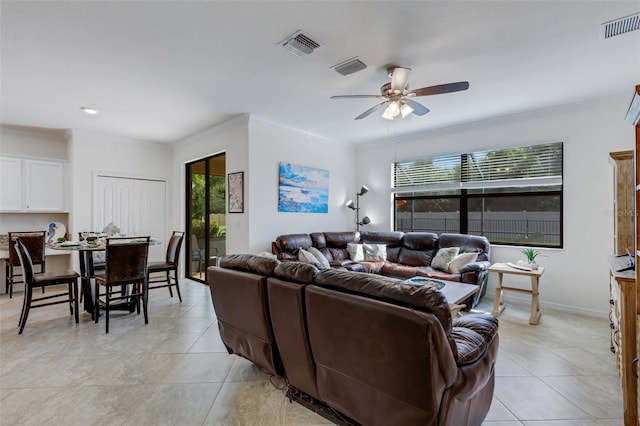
[298,248,320,265]
[363,243,387,261]
[447,252,479,274]
[308,247,331,269]
[347,243,365,262]
[431,247,460,271]
[257,251,278,260]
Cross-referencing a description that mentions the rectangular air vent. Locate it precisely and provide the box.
[279,30,321,57]
[602,12,640,38]
[332,57,368,76]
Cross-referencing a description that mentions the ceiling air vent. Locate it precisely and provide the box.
[279,30,321,57]
[332,57,368,76]
[601,12,640,39]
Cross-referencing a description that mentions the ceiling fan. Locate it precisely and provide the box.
[331,66,469,120]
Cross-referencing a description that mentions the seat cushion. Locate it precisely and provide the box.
[147,261,173,272]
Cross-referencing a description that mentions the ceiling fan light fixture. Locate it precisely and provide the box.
[387,101,400,116]
[400,102,414,118]
[381,106,395,120]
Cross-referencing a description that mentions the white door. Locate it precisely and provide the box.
[94,175,166,262]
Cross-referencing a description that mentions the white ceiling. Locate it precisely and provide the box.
[1,1,639,145]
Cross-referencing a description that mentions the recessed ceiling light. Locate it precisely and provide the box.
[81,107,99,115]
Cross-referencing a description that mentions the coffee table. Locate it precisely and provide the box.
[438,280,480,305]
[489,262,545,325]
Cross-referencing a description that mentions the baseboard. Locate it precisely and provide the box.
[483,292,608,319]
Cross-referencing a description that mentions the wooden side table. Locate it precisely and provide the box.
[489,263,545,325]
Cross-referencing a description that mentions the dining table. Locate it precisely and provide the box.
[48,237,160,315]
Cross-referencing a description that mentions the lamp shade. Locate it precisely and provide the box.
[358,185,369,196]
[359,216,371,225]
[345,200,356,210]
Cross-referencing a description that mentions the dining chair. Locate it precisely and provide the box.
[13,238,79,334]
[147,231,184,302]
[94,236,150,333]
[5,231,46,298]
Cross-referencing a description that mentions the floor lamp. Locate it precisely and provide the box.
[346,185,371,231]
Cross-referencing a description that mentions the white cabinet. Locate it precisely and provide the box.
[0,157,23,211]
[0,156,67,212]
[24,160,66,211]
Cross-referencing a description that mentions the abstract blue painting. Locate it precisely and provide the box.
[278,162,329,213]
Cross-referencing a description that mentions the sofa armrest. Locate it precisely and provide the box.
[459,260,491,274]
[450,314,498,365]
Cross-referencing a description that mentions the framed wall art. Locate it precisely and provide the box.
[278,162,329,213]
[228,171,244,213]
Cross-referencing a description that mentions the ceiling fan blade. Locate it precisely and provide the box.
[403,99,430,116]
[331,95,384,99]
[354,101,388,120]
[411,81,469,97]
[390,67,411,92]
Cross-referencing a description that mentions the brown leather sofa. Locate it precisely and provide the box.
[272,231,491,308]
[208,254,499,426]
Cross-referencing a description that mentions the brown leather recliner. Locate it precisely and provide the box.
[207,254,282,376]
[266,262,320,399]
[306,269,499,426]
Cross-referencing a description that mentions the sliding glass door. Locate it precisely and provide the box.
[186,153,226,282]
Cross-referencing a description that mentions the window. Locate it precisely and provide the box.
[393,142,563,247]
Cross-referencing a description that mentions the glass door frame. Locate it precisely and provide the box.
[185,153,225,282]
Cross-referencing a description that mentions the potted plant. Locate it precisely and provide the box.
[520,248,541,269]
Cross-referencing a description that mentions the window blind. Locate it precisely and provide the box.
[393,142,562,192]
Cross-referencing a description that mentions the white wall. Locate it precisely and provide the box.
[247,118,356,254]
[356,93,635,317]
[171,115,250,255]
[68,129,172,246]
[172,115,356,255]
[0,125,68,159]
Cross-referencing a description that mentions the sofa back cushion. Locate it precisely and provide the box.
[273,261,319,284]
[314,268,452,333]
[438,233,491,262]
[311,231,359,263]
[219,254,280,276]
[272,234,313,261]
[397,232,438,267]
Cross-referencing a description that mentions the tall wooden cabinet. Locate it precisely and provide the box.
[610,151,635,254]
[609,149,638,426]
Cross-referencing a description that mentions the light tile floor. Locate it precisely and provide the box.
[0,280,623,425]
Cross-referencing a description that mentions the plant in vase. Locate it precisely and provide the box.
[520,248,541,269]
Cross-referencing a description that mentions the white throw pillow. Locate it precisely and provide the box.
[431,247,460,271]
[298,248,320,264]
[347,243,365,262]
[309,247,331,269]
[257,251,278,260]
[447,252,479,274]
[363,243,387,261]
